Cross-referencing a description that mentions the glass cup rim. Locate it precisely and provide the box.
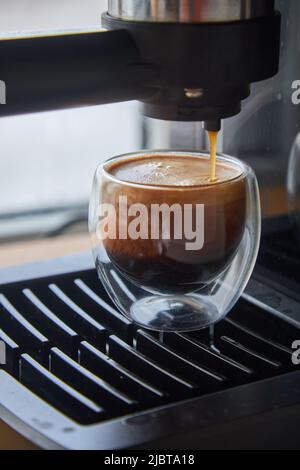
[99,149,251,191]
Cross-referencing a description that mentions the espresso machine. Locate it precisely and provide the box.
[1,0,300,450]
[0,0,281,128]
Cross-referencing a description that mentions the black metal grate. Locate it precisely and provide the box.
[0,269,300,426]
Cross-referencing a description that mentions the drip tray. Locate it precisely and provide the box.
[1,254,300,449]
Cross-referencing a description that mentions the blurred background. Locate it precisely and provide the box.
[0,0,142,266]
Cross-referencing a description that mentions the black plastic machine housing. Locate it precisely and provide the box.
[0,8,281,128]
[103,12,281,125]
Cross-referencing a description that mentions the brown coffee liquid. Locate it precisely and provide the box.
[103,154,246,293]
[208,131,218,182]
[109,155,241,187]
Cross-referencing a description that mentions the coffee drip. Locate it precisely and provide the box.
[208,131,219,183]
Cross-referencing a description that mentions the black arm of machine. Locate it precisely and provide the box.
[0,0,281,131]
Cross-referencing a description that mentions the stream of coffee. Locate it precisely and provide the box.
[208,130,219,182]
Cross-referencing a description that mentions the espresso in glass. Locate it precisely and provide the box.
[102,154,247,294]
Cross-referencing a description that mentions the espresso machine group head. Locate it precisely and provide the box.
[0,0,281,131]
[104,0,281,131]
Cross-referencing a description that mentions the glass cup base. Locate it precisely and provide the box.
[130,295,219,332]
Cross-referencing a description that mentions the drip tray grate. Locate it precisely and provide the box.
[1,268,299,430]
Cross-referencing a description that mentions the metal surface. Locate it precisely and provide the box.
[1,369,300,450]
[108,0,275,23]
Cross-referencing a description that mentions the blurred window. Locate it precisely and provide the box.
[0,0,140,241]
